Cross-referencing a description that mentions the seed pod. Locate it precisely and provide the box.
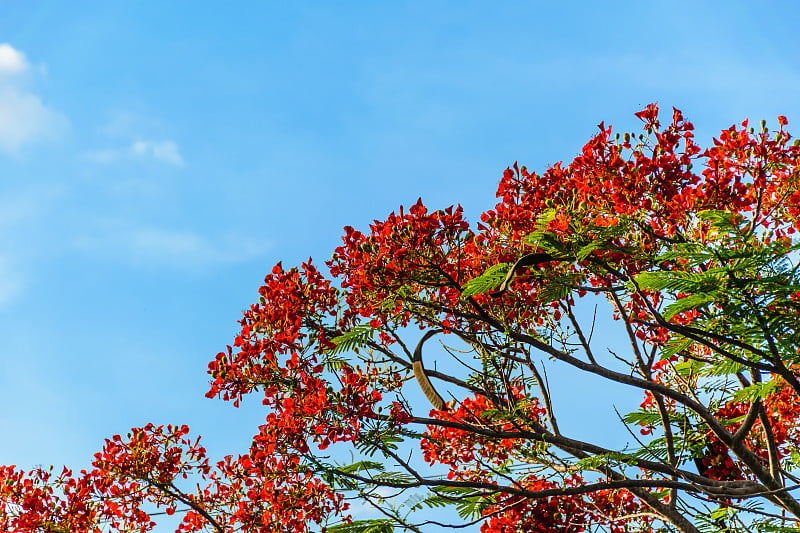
[413,360,446,411]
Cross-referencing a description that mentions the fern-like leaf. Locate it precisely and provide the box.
[461,263,510,298]
[330,324,376,355]
[327,519,394,533]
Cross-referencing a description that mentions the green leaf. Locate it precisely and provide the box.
[733,379,780,403]
[708,506,735,521]
[338,460,385,475]
[522,209,557,248]
[431,486,491,520]
[756,524,800,533]
[621,411,664,427]
[461,263,510,298]
[673,359,706,377]
[633,271,688,292]
[574,452,632,469]
[405,492,451,512]
[702,357,746,377]
[330,324,376,355]
[327,519,394,533]
[659,335,692,360]
[663,293,717,321]
[535,272,585,302]
[323,353,351,371]
[576,240,599,261]
[373,471,415,484]
[697,209,746,235]
[634,270,725,295]
[657,242,711,264]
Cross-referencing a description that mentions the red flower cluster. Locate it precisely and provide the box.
[207,260,339,406]
[481,477,649,533]
[421,391,546,474]
[328,201,486,336]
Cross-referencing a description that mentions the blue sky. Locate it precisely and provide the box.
[0,1,799,528]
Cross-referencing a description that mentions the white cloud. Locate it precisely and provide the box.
[82,148,119,165]
[0,87,68,153]
[132,139,183,166]
[127,228,270,267]
[130,228,216,263]
[85,111,184,167]
[0,43,28,75]
[0,44,67,155]
[97,110,158,138]
[84,139,184,167]
[75,225,270,269]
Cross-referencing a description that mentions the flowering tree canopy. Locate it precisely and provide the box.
[3,105,800,533]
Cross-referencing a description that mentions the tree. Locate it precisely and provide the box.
[3,104,800,533]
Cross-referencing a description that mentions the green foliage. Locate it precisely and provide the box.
[626,208,800,389]
[755,524,800,533]
[432,486,493,520]
[620,410,669,427]
[338,461,385,475]
[461,262,510,298]
[330,324,376,355]
[697,209,748,235]
[372,470,415,484]
[732,378,780,403]
[574,452,636,470]
[695,507,735,533]
[535,271,587,302]
[701,356,746,377]
[658,334,692,360]
[323,353,352,372]
[327,519,394,533]
[354,430,404,457]
[662,293,718,321]
[522,208,558,249]
[673,359,707,378]
[405,491,451,511]
[633,270,725,295]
